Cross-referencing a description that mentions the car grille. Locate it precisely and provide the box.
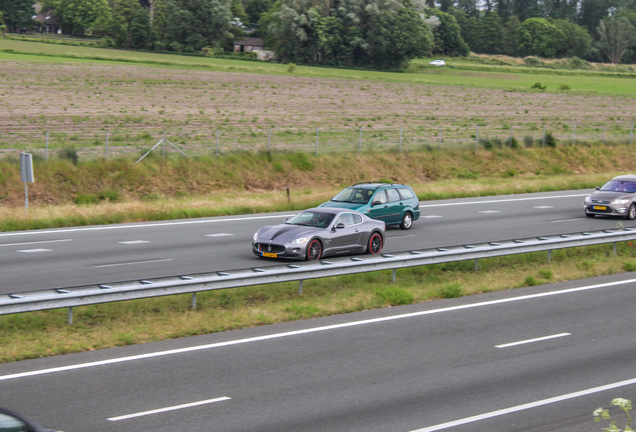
[255,243,286,254]
[591,200,611,204]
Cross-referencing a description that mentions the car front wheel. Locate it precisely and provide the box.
[400,212,413,230]
[627,203,636,220]
[306,239,322,261]
[585,212,596,218]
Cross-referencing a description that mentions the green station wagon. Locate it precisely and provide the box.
[319,182,420,229]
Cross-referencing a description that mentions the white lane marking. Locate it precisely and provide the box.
[2,277,635,382]
[387,235,416,240]
[551,218,583,223]
[478,210,500,214]
[409,376,636,432]
[495,333,571,348]
[93,258,173,268]
[16,249,52,253]
[0,239,73,247]
[205,233,234,237]
[0,214,296,237]
[419,193,588,208]
[118,240,150,245]
[107,397,231,421]
[421,215,443,219]
[533,206,555,209]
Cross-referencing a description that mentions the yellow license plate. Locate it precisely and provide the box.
[262,252,278,258]
[593,206,607,210]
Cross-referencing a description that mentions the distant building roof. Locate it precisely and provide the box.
[234,37,264,47]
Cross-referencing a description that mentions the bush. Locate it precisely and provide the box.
[531,82,547,90]
[509,136,519,148]
[375,287,414,306]
[287,63,296,73]
[75,194,98,205]
[523,56,542,66]
[523,136,534,147]
[98,189,121,202]
[437,283,463,298]
[624,261,636,272]
[559,84,571,91]
[544,131,557,148]
[58,146,79,165]
[524,276,538,286]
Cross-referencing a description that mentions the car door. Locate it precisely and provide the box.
[367,190,392,222]
[385,188,404,224]
[328,213,361,253]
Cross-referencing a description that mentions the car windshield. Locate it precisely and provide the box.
[600,180,636,193]
[332,187,373,204]
[285,211,335,228]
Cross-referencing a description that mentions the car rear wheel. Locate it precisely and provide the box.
[627,203,636,220]
[306,239,322,261]
[367,232,383,254]
[400,212,413,230]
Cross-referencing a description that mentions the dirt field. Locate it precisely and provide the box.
[1,60,635,158]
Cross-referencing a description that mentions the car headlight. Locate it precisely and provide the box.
[612,199,630,206]
[253,232,259,242]
[290,237,308,245]
[584,195,591,204]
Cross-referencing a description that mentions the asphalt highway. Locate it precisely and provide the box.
[2,272,636,432]
[0,189,631,294]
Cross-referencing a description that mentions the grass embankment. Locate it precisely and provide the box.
[1,143,636,363]
[0,144,632,230]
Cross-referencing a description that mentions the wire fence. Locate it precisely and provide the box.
[2,122,635,161]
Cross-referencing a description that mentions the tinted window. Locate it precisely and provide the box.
[372,190,387,204]
[386,188,400,202]
[398,188,415,199]
[285,211,335,228]
[334,213,355,227]
[601,180,636,193]
[0,413,28,432]
[332,188,373,204]
[352,214,363,224]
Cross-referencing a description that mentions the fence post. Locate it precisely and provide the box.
[572,124,576,145]
[45,131,49,162]
[215,129,219,157]
[162,131,166,157]
[268,128,271,153]
[358,127,362,153]
[438,126,442,150]
[399,127,403,153]
[105,129,109,159]
[631,124,633,145]
[475,126,479,151]
[602,124,606,144]
[542,125,546,148]
[315,128,319,156]
[509,125,513,147]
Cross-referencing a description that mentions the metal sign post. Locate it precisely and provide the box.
[20,152,35,213]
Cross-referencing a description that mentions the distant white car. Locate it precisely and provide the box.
[429,60,446,66]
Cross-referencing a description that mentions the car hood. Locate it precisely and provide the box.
[590,191,632,201]
[320,201,364,210]
[256,224,323,242]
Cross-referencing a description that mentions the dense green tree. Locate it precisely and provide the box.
[246,0,274,26]
[44,0,111,33]
[578,0,616,32]
[502,14,520,55]
[159,0,232,52]
[425,8,469,56]
[0,0,35,31]
[110,0,151,49]
[596,15,635,63]
[480,10,504,53]
[551,18,591,57]
[517,17,558,57]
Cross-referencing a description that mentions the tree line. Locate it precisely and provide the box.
[1,0,635,68]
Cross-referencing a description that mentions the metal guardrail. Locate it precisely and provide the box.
[2,228,636,322]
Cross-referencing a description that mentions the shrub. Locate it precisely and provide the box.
[538,270,553,280]
[287,63,296,73]
[531,82,547,90]
[523,136,534,147]
[524,276,538,286]
[98,189,121,202]
[523,56,542,66]
[437,283,463,298]
[75,194,98,205]
[58,146,79,165]
[623,261,636,272]
[544,131,557,148]
[375,287,414,306]
[287,152,313,171]
[559,84,571,91]
[509,136,519,148]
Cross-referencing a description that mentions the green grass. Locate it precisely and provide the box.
[3,38,636,95]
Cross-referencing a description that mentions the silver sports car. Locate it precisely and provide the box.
[252,208,386,260]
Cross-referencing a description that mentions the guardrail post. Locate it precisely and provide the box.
[191,292,197,309]
[614,242,617,255]
[67,307,73,325]
[392,269,396,283]
[474,259,479,272]
[298,280,303,295]
[548,250,552,263]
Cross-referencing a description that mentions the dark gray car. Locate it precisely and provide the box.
[252,208,386,260]
[0,407,57,432]
[584,175,636,219]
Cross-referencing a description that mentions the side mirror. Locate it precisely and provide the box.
[284,218,289,222]
[596,186,600,190]
[334,223,345,230]
[372,201,381,206]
